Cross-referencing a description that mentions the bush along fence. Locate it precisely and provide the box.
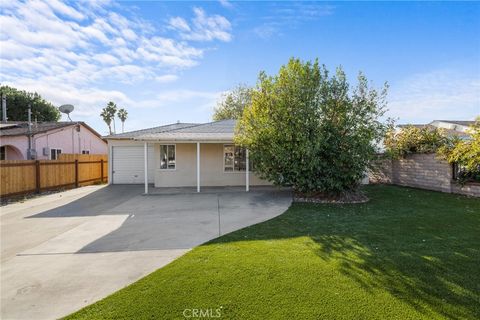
[0,154,108,198]
[369,153,480,197]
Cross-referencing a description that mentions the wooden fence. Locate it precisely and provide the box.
[0,154,108,198]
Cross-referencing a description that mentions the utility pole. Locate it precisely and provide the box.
[27,104,33,159]
[1,93,6,123]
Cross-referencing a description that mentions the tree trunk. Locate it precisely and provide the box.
[122,121,125,133]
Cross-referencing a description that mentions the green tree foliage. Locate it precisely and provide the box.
[117,108,128,133]
[438,118,480,181]
[384,125,454,158]
[100,101,118,135]
[235,58,388,194]
[213,84,253,120]
[100,109,112,135]
[0,85,60,121]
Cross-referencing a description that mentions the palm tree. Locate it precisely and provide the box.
[117,108,128,133]
[106,101,118,134]
[100,108,113,134]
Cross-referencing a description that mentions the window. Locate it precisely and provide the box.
[50,148,62,160]
[0,146,5,160]
[160,145,176,169]
[82,150,90,154]
[224,144,247,172]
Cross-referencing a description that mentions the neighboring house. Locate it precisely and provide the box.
[0,121,107,160]
[397,120,476,139]
[105,120,271,192]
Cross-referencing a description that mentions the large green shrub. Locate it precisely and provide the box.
[235,58,388,194]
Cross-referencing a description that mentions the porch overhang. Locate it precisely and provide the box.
[134,139,234,144]
[133,133,234,143]
[141,140,250,194]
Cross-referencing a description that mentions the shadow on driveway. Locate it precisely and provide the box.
[27,185,292,253]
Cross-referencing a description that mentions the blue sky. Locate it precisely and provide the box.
[1,1,479,135]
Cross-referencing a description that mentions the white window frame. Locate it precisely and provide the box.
[223,144,247,173]
[50,148,62,160]
[159,144,176,170]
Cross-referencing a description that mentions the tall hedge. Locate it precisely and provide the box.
[0,86,60,122]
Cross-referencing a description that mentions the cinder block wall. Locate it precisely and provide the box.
[369,153,480,197]
[369,158,392,184]
[392,154,452,192]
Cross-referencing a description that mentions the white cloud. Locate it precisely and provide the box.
[155,74,179,83]
[45,0,85,20]
[123,89,222,111]
[254,25,278,40]
[169,17,190,32]
[388,69,480,123]
[92,53,120,65]
[253,3,334,39]
[156,89,221,103]
[0,2,220,79]
[169,7,232,42]
[1,0,231,131]
[2,79,132,117]
[219,0,234,9]
[0,39,36,59]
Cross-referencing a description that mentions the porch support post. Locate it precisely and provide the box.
[144,141,148,194]
[197,142,200,192]
[246,148,249,192]
[108,143,113,185]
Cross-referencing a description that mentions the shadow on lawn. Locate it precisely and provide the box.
[210,185,480,320]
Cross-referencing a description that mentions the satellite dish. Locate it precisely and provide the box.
[59,104,74,121]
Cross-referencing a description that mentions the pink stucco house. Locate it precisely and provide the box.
[0,121,107,160]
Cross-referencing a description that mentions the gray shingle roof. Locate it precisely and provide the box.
[0,121,99,137]
[135,120,236,141]
[104,123,199,139]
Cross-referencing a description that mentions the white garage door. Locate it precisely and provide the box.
[112,146,154,184]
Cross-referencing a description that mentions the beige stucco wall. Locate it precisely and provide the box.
[154,143,271,187]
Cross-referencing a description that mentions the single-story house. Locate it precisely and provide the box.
[0,121,107,160]
[105,120,271,192]
[397,120,475,139]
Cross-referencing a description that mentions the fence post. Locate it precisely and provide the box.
[100,159,104,183]
[35,160,41,193]
[75,159,79,188]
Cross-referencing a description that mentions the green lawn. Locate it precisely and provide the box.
[66,185,480,320]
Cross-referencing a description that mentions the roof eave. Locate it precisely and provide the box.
[104,136,135,140]
[133,137,234,143]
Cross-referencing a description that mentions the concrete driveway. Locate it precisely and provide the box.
[0,185,291,320]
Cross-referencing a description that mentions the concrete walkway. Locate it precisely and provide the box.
[0,185,291,320]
